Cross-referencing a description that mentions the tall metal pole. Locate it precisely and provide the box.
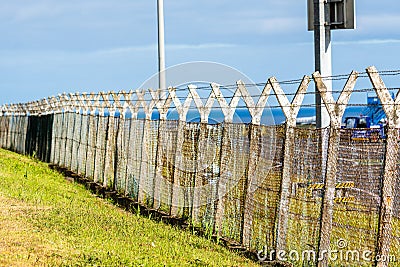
[314,0,331,128]
[314,2,332,267]
[157,0,166,90]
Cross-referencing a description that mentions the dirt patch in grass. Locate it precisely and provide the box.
[0,196,65,266]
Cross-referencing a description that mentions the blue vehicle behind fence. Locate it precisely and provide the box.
[342,116,386,142]
[342,95,394,142]
[342,95,389,142]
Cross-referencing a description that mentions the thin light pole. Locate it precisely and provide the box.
[157,0,166,90]
[314,0,331,128]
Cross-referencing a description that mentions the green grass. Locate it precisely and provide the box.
[0,148,259,267]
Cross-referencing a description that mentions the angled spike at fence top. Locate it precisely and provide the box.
[8,104,14,114]
[367,66,400,127]
[56,95,64,113]
[2,104,8,115]
[121,90,137,117]
[237,80,273,125]
[313,71,358,127]
[9,104,15,115]
[6,104,12,115]
[44,98,52,114]
[29,102,35,114]
[37,100,43,114]
[119,90,131,115]
[22,103,29,115]
[57,93,66,112]
[16,104,22,115]
[43,98,51,114]
[110,91,123,117]
[17,103,23,115]
[30,101,37,115]
[18,103,26,116]
[236,81,257,124]
[47,97,54,113]
[78,93,88,113]
[37,99,46,114]
[23,103,29,115]
[16,104,21,114]
[130,90,142,119]
[167,87,192,121]
[149,88,165,110]
[98,91,109,115]
[2,104,8,116]
[74,93,82,113]
[67,93,76,112]
[119,90,128,113]
[255,80,273,120]
[136,89,151,119]
[36,100,43,114]
[23,102,30,115]
[67,93,75,112]
[150,88,169,119]
[211,82,241,123]
[2,104,7,115]
[145,88,161,115]
[157,87,174,120]
[50,96,60,114]
[158,88,168,103]
[64,93,72,112]
[27,102,32,114]
[45,98,52,113]
[189,84,215,123]
[70,93,79,113]
[336,71,358,117]
[181,86,194,120]
[90,93,101,115]
[100,91,109,110]
[8,104,15,114]
[270,76,310,126]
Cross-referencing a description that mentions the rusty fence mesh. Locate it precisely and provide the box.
[283,127,327,265]
[242,124,285,251]
[328,128,386,265]
[390,129,400,265]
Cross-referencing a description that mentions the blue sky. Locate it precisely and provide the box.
[0,0,399,105]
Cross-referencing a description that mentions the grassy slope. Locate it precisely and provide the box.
[0,149,259,267]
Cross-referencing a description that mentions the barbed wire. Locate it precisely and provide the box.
[1,69,399,111]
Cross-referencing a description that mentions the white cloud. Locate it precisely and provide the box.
[167,43,236,50]
[94,43,236,56]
